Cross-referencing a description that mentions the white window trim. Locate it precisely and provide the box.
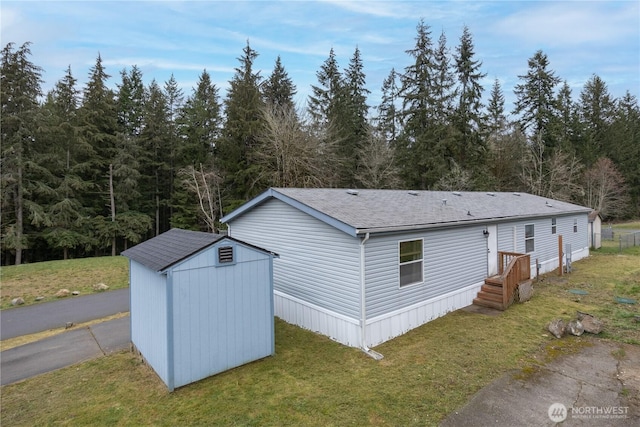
[525,224,535,253]
[398,238,424,288]
[551,217,557,234]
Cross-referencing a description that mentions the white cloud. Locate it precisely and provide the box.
[493,1,639,47]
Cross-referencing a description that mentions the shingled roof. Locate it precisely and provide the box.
[121,228,225,272]
[221,188,591,237]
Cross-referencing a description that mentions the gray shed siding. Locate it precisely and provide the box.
[169,242,274,389]
[497,213,589,270]
[130,259,169,385]
[365,224,487,318]
[229,198,361,319]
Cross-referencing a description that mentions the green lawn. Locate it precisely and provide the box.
[0,256,129,310]
[1,242,638,426]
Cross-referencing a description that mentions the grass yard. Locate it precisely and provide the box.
[1,228,639,426]
[0,256,129,310]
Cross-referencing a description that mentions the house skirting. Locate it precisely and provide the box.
[274,281,483,349]
[533,246,589,276]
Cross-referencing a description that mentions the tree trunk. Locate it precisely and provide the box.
[15,164,24,266]
[110,163,116,256]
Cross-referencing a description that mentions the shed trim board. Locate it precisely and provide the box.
[222,188,591,349]
[122,230,277,391]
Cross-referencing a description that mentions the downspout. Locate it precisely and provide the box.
[360,232,383,360]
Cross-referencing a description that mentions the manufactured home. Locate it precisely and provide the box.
[121,228,277,391]
[221,188,591,351]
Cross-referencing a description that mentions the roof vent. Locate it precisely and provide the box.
[546,201,553,207]
[513,192,521,196]
[452,191,462,196]
[408,190,419,196]
[487,192,495,197]
[346,189,359,196]
[442,199,447,206]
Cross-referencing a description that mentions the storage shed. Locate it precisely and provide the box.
[221,188,591,352]
[588,210,602,249]
[121,228,277,391]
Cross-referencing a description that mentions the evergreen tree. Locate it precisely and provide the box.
[579,74,614,166]
[398,20,446,189]
[139,79,170,237]
[219,41,265,204]
[307,48,342,130]
[512,50,561,195]
[375,68,401,146]
[452,25,487,174]
[605,92,640,216]
[40,66,95,259]
[0,42,44,264]
[163,74,184,227]
[549,81,582,154]
[173,70,221,229]
[78,54,119,254]
[338,46,370,187]
[262,55,297,112]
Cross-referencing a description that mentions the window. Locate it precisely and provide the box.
[573,219,578,233]
[218,246,234,264]
[525,224,535,253]
[551,218,557,234]
[399,239,423,287]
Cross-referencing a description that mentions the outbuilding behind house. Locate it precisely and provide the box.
[121,228,277,391]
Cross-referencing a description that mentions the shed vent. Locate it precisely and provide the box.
[346,189,359,196]
[218,246,234,263]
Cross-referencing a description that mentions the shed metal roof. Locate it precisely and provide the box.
[221,188,592,237]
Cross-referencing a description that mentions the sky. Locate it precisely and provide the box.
[2,0,639,115]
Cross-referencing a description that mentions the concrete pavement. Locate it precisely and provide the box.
[0,288,129,340]
[440,340,640,426]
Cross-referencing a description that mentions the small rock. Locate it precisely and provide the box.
[518,281,534,302]
[65,322,74,329]
[577,312,604,334]
[55,289,70,298]
[35,296,44,301]
[11,297,25,306]
[93,283,109,291]
[548,318,566,339]
[567,319,584,336]
[72,291,80,296]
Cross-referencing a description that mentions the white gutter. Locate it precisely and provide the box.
[359,232,383,360]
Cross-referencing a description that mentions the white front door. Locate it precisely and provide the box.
[487,224,498,276]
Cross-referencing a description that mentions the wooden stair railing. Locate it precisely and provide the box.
[473,251,531,310]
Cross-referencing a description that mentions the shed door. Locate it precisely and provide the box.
[487,225,498,276]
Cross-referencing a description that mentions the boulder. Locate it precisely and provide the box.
[93,283,109,291]
[11,297,25,306]
[577,312,604,334]
[35,296,44,301]
[55,289,70,298]
[567,319,584,336]
[518,281,534,302]
[548,318,566,339]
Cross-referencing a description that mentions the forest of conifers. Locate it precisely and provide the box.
[2,21,639,265]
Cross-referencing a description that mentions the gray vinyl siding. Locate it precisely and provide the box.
[130,260,169,384]
[365,225,488,318]
[497,214,589,264]
[229,198,361,319]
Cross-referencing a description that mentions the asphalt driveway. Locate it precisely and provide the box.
[0,288,129,340]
